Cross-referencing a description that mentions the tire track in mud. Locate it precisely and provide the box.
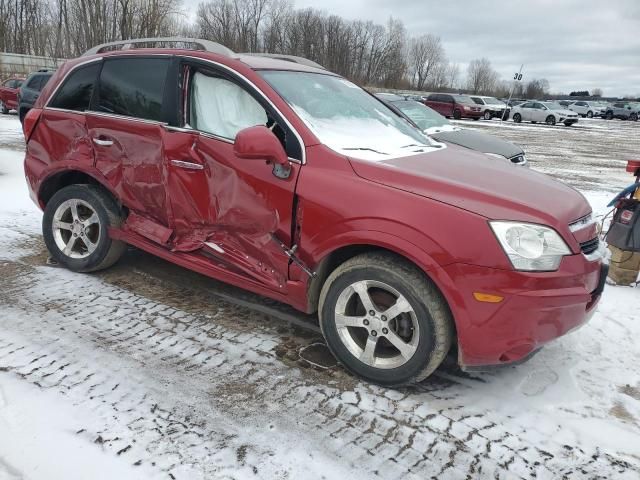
[0,216,639,480]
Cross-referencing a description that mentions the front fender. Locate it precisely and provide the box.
[307,226,470,335]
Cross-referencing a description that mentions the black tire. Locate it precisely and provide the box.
[586,111,593,118]
[631,113,638,122]
[483,110,492,120]
[546,115,556,126]
[42,184,126,273]
[0,101,8,115]
[19,107,27,124]
[606,111,613,120]
[318,252,454,387]
[513,113,522,123]
[453,109,462,120]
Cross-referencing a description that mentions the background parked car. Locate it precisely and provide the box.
[424,93,483,120]
[505,98,527,107]
[470,95,509,120]
[569,100,603,118]
[377,93,527,166]
[18,69,54,122]
[604,102,640,121]
[511,101,579,126]
[557,100,574,108]
[0,77,24,114]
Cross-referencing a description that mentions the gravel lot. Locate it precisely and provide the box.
[0,113,639,480]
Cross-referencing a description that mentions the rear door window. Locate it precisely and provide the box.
[97,58,170,122]
[49,63,100,111]
[26,75,41,89]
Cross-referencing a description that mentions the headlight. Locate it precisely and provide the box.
[490,221,571,271]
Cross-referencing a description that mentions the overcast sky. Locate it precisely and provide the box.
[185,0,640,97]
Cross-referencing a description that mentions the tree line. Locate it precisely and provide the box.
[1,0,556,98]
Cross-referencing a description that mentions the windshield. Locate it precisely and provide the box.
[392,100,449,130]
[542,102,565,110]
[260,71,434,160]
[484,97,502,104]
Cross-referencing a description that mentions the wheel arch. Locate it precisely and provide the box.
[38,168,120,209]
[305,239,462,344]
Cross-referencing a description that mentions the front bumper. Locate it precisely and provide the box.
[443,254,606,368]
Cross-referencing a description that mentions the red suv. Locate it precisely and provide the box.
[425,93,483,120]
[0,76,25,114]
[23,38,606,387]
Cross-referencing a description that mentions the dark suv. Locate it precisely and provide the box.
[23,38,606,387]
[424,93,483,120]
[18,69,55,122]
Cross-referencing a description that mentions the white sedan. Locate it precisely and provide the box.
[511,101,579,126]
[568,100,605,118]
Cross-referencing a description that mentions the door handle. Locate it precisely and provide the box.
[92,137,113,146]
[170,159,204,171]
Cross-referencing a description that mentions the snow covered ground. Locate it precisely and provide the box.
[0,113,639,479]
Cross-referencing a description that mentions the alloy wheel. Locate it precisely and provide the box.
[52,199,101,259]
[333,280,420,369]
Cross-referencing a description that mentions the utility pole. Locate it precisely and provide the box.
[502,64,524,122]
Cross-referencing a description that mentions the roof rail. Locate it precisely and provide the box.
[82,37,234,57]
[240,53,325,70]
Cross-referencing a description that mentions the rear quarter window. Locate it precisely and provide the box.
[97,58,170,122]
[49,63,100,111]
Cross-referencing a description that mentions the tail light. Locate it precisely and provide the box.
[23,108,42,141]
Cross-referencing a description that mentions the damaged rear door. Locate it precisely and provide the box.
[163,62,304,292]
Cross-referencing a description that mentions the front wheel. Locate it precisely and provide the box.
[42,185,126,273]
[0,101,9,115]
[513,113,522,123]
[631,113,638,122]
[606,111,613,120]
[318,253,453,387]
[453,109,462,120]
[546,115,556,126]
[587,111,593,118]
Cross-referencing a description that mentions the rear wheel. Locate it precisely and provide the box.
[0,101,8,114]
[513,113,522,123]
[631,113,638,122]
[42,185,126,273]
[546,115,556,126]
[586,111,593,118]
[453,109,462,120]
[483,110,492,120]
[606,111,613,120]
[319,252,453,387]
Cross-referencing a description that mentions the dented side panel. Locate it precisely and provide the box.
[86,114,169,227]
[26,109,95,175]
[165,131,300,291]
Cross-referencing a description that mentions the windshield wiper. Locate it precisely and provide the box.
[342,147,389,155]
[400,143,431,149]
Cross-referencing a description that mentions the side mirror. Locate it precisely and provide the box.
[234,125,289,166]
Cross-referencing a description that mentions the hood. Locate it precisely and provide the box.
[347,144,590,227]
[430,128,523,159]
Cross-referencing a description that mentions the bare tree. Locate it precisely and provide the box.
[592,87,603,97]
[466,57,498,94]
[408,34,444,90]
[525,78,550,99]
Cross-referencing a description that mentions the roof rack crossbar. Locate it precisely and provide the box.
[82,37,234,57]
[240,53,325,70]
